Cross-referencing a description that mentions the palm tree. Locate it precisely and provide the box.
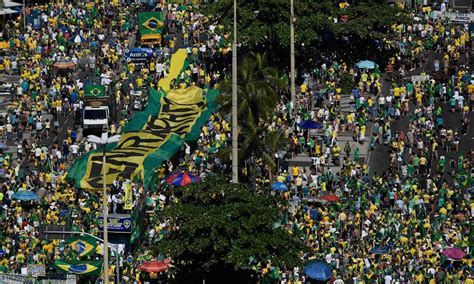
[219,52,284,184]
[220,52,283,128]
[261,128,289,183]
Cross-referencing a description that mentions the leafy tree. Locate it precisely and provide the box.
[202,0,411,68]
[339,71,355,95]
[153,176,307,282]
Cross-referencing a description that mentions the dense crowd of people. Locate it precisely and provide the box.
[258,8,474,284]
[0,1,472,284]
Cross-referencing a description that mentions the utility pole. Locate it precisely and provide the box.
[87,134,122,284]
[290,0,296,119]
[23,0,26,31]
[232,0,238,183]
[102,146,109,284]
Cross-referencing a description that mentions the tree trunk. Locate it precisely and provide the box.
[251,156,257,192]
[268,165,273,186]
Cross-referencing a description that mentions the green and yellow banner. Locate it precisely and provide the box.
[84,85,106,97]
[53,260,103,275]
[65,235,98,258]
[67,49,218,191]
[138,12,164,37]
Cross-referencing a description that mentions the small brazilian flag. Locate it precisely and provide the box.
[53,259,103,275]
[456,171,472,188]
[84,85,105,97]
[65,235,98,258]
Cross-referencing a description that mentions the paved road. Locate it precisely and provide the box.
[368,51,474,179]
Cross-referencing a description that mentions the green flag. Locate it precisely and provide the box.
[53,259,103,275]
[65,235,98,258]
[84,85,106,97]
[138,12,164,37]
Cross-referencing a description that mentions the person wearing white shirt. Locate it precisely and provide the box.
[70,144,79,157]
[384,274,393,284]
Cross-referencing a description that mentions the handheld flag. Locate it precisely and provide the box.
[53,260,103,275]
[456,171,472,188]
[65,235,98,258]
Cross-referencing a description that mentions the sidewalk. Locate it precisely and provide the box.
[287,86,375,173]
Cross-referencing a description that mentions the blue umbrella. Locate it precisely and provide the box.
[0,249,4,255]
[271,182,288,191]
[356,60,376,69]
[298,120,323,129]
[303,260,332,281]
[371,246,389,255]
[12,190,38,201]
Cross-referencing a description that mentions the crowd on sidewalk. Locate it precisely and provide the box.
[0,1,232,280]
[261,8,473,284]
[0,1,472,284]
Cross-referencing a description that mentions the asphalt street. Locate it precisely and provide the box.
[368,51,474,180]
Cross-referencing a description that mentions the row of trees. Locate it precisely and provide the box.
[202,0,410,68]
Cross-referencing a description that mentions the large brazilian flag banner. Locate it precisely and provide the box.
[53,260,103,275]
[65,235,98,258]
[67,49,218,191]
[138,12,164,37]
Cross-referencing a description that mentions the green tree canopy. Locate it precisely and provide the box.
[152,176,307,282]
[202,0,410,68]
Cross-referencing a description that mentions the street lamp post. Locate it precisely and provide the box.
[87,133,122,284]
[45,230,121,284]
[290,0,296,119]
[23,0,26,32]
[232,0,238,183]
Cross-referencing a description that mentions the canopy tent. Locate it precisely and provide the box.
[356,60,376,69]
[140,259,170,273]
[0,8,19,15]
[12,190,38,201]
[3,0,22,8]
